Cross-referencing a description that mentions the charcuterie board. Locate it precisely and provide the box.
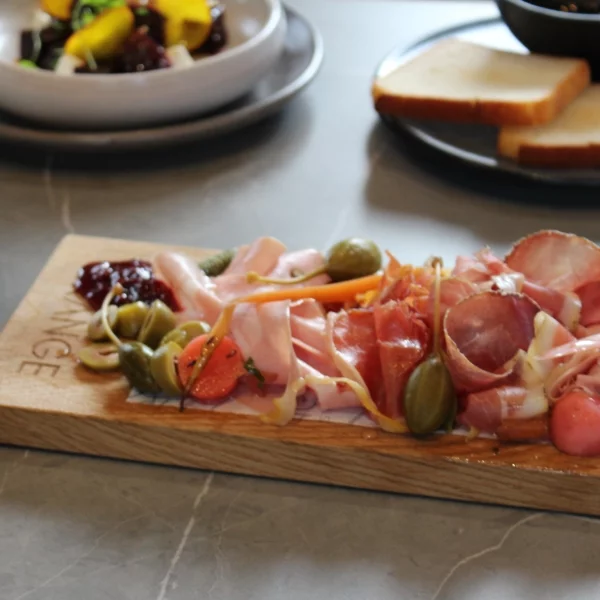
[1,234,600,517]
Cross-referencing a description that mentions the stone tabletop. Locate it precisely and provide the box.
[1,1,600,599]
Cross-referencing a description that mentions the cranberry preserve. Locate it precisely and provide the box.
[74,260,181,312]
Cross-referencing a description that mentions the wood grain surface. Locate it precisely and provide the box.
[1,234,600,517]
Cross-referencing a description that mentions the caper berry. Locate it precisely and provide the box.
[403,354,457,436]
[326,238,382,282]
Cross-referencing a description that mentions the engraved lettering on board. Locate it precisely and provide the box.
[17,292,88,378]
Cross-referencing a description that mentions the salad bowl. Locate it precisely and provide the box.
[0,0,286,128]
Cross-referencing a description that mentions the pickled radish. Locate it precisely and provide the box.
[550,391,600,456]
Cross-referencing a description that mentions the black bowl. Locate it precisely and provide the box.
[497,0,600,78]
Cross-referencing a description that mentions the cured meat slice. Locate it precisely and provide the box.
[459,385,547,434]
[216,248,329,303]
[505,230,600,292]
[521,281,581,332]
[268,250,329,286]
[545,352,600,402]
[154,251,223,324]
[373,301,430,419]
[230,301,295,386]
[526,311,576,381]
[425,277,478,328]
[453,246,580,330]
[443,292,539,393]
[329,309,386,408]
[575,281,600,328]
[221,237,286,276]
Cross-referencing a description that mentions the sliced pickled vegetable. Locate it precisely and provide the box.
[137,300,177,349]
[119,341,161,394]
[78,342,120,371]
[87,305,118,341]
[198,249,235,277]
[160,320,210,348]
[150,342,183,396]
[64,6,134,61]
[116,301,149,339]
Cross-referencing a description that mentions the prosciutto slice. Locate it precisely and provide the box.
[453,246,580,330]
[329,309,386,408]
[505,230,600,293]
[459,385,547,434]
[327,302,429,419]
[575,281,600,328]
[373,301,430,419]
[443,292,539,394]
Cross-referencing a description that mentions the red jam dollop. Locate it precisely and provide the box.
[74,260,181,312]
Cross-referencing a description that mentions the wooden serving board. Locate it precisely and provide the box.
[2,234,600,517]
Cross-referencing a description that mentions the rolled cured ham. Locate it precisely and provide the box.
[443,291,539,394]
[506,230,600,292]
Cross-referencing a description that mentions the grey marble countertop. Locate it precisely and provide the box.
[2,1,600,599]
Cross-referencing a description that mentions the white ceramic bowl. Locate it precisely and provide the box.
[0,0,286,129]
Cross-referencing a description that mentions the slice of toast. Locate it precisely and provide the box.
[372,39,590,127]
[498,85,600,167]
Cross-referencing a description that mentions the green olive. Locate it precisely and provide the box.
[118,341,161,394]
[160,320,210,348]
[78,342,120,371]
[403,354,457,436]
[198,248,235,277]
[326,238,382,282]
[116,302,149,339]
[87,305,118,341]
[137,300,176,349]
[150,342,183,396]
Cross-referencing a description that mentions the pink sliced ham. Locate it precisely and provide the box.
[215,247,330,303]
[505,230,600,293]
[154,251,223,324]
[443,292,539,394]
[230,301,294,386]
[221,237,286,276]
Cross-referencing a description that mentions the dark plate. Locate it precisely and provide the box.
[0,6,323,152]
[376,18,600,187]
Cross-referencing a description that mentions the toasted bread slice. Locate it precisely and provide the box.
[498,85,600,167]
[372,39,590,127]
